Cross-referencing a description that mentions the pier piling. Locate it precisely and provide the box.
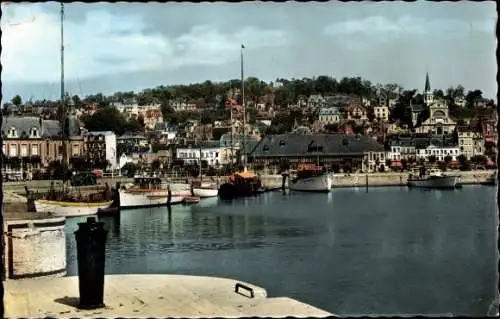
[74,217,108,309]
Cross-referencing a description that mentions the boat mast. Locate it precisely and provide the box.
[241,44,247,172]
[199,112,202,182]
[60,2,68,185]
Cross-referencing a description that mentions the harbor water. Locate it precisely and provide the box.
[64,185,498,316]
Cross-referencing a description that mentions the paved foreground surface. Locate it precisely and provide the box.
[4,274,333,318]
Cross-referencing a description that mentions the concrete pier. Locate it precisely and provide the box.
[2,203,67,279]
[4,274,334,318]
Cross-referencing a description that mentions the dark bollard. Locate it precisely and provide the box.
[74,217,108,309]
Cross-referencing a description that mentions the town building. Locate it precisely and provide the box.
[417,144,460,162]
[83,131,117,170]
[318,107,341,124]
[373,104,390,122]
[413,72,457,134]
[143,108,164,131]
[175,144,231,167]
[249,133,385,172]
[457,127,484,159]
[1,116,83,170]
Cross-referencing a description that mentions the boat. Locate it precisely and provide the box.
[407,167,459,189]
[183,196,201,204]
[191,178,219,198]
[33,4,111,218]
[36,199,114,217]
[218,171,262,200]
[119,176,184,209]
[289,164,332,192]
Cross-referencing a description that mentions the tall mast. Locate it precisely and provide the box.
[60,2,68,176]
[241,44,247,171]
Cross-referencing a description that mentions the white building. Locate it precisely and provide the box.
[83,131,117,170]
[389,141,417,161]
[176,146,229,167]
[318,107,341,124]
[417,144,460,162]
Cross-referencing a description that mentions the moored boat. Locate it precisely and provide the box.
[191,180,219,198]
[289,164,332,192]
[36,199,114,217]
[218,171,262,200]
[407,167,459,189]
[183,196,201,204]
[30,183,115,217]
[119,176,183,209]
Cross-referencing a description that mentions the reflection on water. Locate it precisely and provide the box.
[64,187,497,316]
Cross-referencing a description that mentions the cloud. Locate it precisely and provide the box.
[324,15,496,38]
[1,3,289,84]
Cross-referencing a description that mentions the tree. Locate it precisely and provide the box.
[465,90,483,108]
[81,106,127,135]
[444,155,452,164]
[12,95,22,106]
[428,155,437,164]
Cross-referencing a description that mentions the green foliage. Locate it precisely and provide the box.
[81,106,143,135]
[428,155,437,163]
[11,95,22,106]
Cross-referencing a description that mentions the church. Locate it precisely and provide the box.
[412,72,456,134]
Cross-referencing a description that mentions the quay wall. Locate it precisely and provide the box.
[3,206,66,280]
[259,170,496,189]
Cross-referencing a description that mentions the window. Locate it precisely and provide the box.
[20,144,28,157]
[263,145,270,152]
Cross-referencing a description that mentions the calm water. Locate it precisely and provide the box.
[64,185,498,316]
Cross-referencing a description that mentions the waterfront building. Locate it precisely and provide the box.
[175,144,232,167]
[416,144,460,162]
[83,131,117,170]
[389,138,417,162]
[1,116,83,171]
[457,127,484,160]
[249,133,385,171]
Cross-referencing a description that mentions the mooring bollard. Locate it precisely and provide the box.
[74,217,108,309]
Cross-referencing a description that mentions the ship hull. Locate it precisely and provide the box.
[289,174,332,192]
[192,187,219,198]
[119,190,184,209]
[35,200,113,217]
[407,175,459,189]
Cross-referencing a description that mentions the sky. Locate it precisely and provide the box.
[1,1,497,103]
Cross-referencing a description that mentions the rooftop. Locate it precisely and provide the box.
[251,134,384,157]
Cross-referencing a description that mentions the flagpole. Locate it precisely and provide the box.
[241,44,247,172]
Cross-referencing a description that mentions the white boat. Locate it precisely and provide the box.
[289,164,332,192]
[119,176,184,209]
[35,199,113,217]
[192,187,219,198]
[407,168,459,189]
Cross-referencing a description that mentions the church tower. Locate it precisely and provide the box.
[423,72,434,106]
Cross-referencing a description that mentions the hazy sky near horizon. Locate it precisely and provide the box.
[1,1,497,102]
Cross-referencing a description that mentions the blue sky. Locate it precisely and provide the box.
[1,1,497,103]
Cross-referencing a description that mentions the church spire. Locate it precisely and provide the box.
[425,72,431,92]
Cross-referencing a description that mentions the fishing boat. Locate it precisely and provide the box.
[218,171,262,200]
[183,196,201,205]
[34,4,113,217]
[407,167,459,189]
[289,164,332,192]
[36,199,113,217]
[119,176,184,209]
